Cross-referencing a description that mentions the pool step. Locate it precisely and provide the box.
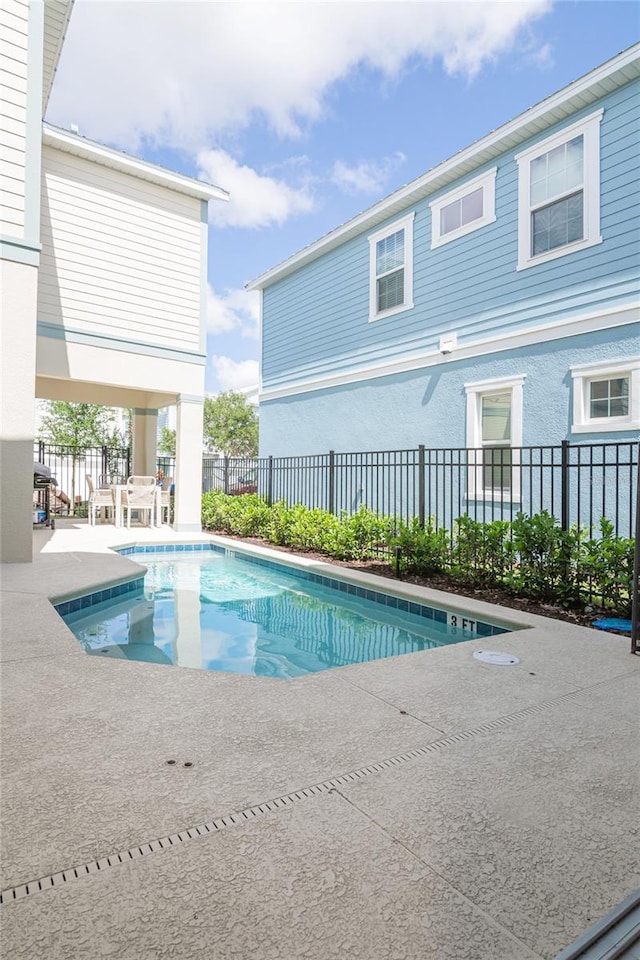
[552,890,640,960]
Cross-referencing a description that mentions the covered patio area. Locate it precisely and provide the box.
[35,373,204,534]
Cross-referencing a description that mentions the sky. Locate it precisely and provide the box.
[46,1,639,395]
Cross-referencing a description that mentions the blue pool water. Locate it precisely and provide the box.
[60,549,510,679]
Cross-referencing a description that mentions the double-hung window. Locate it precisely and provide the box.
[465,376,525,501]
[430,168,497,248]
[516,109,602,270]
[571,358,640,433]
[368,213,414,321]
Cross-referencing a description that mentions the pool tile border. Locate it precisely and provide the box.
[224,551,505,637]
[53,542,507,638]
[53,577,145,618]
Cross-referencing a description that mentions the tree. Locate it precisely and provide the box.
[158,426,176,456]
[38,402,120,513]
[203,392,258,457]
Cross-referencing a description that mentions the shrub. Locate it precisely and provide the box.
[289,506,342,553]
[201,490,270,537]
[387,517,449,576]
[202,492,632,616]
[452,515,513,586]
[327,507,395,561]
[266,500,296,546]
[509,511,582,605]
[579,518,634,615]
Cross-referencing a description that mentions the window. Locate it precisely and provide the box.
[430,168,496,248]
[368,213,414,321]
[516,110,602,270]
[571,358,640,433]
[465,376,525,500]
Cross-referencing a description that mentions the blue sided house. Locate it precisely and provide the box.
[248,45,640,481]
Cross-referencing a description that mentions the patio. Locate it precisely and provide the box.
[0,520,638,959]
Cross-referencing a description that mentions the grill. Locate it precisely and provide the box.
[33,462,53,527]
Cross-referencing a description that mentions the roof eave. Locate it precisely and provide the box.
[246,42,640,291]
[42,123,229,203]
[42,0,75,114]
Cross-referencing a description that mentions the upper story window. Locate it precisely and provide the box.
[430,168,497,248]
[516,109,603,270]
[571,358,639,434]
[368,213,414,322]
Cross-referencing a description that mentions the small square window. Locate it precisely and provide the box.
[589,377,629,419]
[441,187,484,236]
[571,359,639,434]
[430,169,496,248]
[368,214,414,321]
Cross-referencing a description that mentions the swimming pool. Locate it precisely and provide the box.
[58,545,512,679]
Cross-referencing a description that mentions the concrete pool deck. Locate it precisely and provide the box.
[0,520,638,959]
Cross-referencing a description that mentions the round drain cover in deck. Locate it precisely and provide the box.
[473,650,520,665]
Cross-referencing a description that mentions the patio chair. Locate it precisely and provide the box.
[158,477,173,525]
[122,476,156,528]
[86,475,114,525]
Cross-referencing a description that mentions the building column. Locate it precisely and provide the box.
[173,396,204,532]
[0,261,39,562]
[131,409,158,477]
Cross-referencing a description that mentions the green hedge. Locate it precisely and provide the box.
[201,491,634,615]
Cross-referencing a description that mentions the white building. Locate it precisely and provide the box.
[1,0,228,561]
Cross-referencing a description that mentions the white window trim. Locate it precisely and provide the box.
[465,375,525,502]
[515,109,603,271]
[429,167,497,249]
[571,357,640,434]
[368,212,414,323]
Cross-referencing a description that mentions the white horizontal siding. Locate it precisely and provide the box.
[0,0,27,236]
[39,146,203,353]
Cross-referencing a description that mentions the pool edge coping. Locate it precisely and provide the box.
[48,532,542,636]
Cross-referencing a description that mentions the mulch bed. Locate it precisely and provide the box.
[211,533,620,631]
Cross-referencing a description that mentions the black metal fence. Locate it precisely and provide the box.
[35,438,639,647]
[206,441,637,540]
[35,442,131,514]
[37,440,637,538]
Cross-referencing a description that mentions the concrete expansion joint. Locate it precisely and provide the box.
[0,684,596,907]
[328,786,545,960]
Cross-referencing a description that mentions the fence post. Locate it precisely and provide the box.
[38,440,44,464]
[418,444,425,527]
[560,439,570,532]
[267,455,274,507]
[101,445,108,482]
[631,443,640,655]
[328,450,335,515]
[223,456,229,495]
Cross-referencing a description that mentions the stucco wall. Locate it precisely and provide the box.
[259,324,639,457]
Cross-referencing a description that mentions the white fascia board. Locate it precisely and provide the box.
[42,124,230,203]
[246,43,640,291]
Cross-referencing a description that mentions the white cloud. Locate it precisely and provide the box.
[207,285,260,338]
[198,150,314,228]
[331,152,406,195]
[48,2,552,151]
[210,356,260,392]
